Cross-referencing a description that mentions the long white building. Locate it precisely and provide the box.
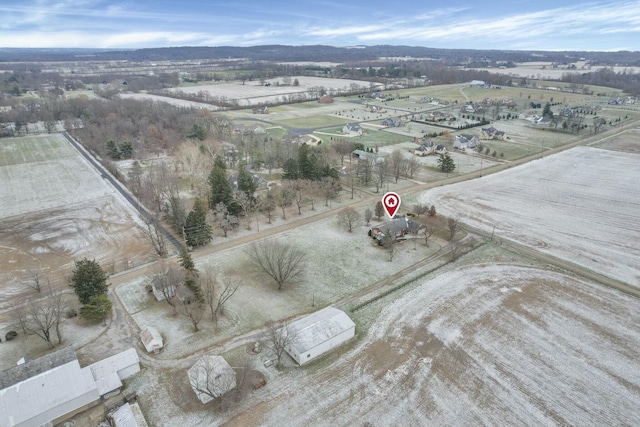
[284,306,355,365]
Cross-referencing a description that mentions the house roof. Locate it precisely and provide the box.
[372,217,422,236]
[188,355,236,404]
[287,306,355,355]
[0,347,99,427]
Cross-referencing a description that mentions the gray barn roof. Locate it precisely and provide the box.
[287,307,355,355]
[0,346,76,389]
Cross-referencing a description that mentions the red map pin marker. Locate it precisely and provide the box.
[382,192,401,219]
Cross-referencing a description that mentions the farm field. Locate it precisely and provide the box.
[419,146,640,286]
[141,259,640,426]
[0,134,156,308]
[118,93,222,110]
[167,76,379,106]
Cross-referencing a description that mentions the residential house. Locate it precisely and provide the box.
[369,217,423,244]
[351,149,384,164]
[480,127,506,140]
[469,80,486,87]
[283,306,355,365]
[435,144,447,154]
[453,134,479,150]
[382,118,402,127]
[342,123,363,136]
[147,276,175,302]
[414,140,436,156]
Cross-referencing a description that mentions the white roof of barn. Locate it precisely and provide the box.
[287,306,355,355]
[87,348,140,395]
[0,348,99,427]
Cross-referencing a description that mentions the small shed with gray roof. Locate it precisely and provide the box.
[283,306,355,365]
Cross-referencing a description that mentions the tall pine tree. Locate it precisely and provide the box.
[184,198,212,247]
[208,157,233,210]
[437,153,456,173]
[237,163,258,198]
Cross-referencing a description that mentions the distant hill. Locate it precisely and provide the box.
[1,45,639,66]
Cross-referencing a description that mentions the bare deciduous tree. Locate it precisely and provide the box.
[177,284,206,332]
[337,207,360,232]
[201,264,240,327]
[422,225,434,247]
[413,203,428,218]
[235,191,255,230]
[141,215,168,257]
[404,157,420,179]
[273,184,294,220]
[450,240,462,261]
[13,291,67,348]
[26,269,44,293]
[390,149,406,183]
[447,217,461,241]
[265,323,298,368]
[364,208,373,225]
[150,261,183,315]
[245,240,307,291]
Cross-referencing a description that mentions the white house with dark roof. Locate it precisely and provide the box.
[480,127,506,140]
[342,123,363,136]
[283,306,355,365]
[453,134,479,150]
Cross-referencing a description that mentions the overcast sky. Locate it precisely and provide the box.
[1,0,639,51]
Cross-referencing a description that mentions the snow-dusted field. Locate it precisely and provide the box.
[0,134,156,303]
[168,76,378,106]
[0,134,116,219]
[419,146,640,286]
[118,93,222,110]
[146,263,640,426]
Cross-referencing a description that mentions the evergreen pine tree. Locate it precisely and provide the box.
[208,157,233,210]
[184,198,212,247]
[70,258,108,305]
[282,158,299,180]
[237,163,258,198]
[437,153,456,173]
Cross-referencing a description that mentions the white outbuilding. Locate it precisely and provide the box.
[284,306,355,365]
[140,326,164,353]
